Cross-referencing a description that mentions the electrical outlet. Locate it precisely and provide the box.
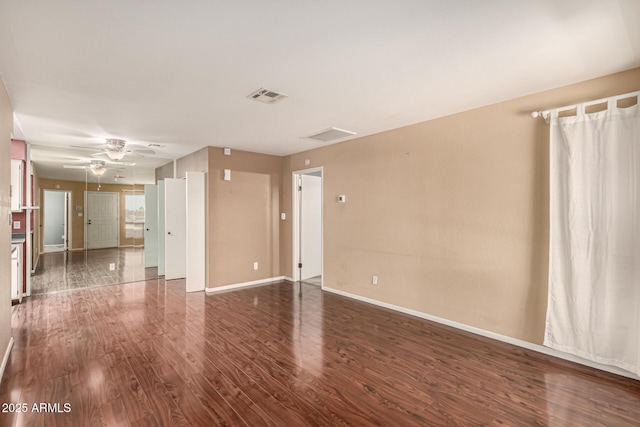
[253,262,259,270]
[109,263,116,271]
[372,275,378,285]
[13,221,20,229]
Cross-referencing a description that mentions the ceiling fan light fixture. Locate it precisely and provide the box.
[90,167,106,176]
[106,150,126,160]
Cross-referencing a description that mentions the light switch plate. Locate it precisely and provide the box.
[13,221,20,229]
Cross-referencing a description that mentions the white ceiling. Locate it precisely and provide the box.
[1,0,639,174]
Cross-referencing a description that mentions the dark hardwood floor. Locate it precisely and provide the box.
[1,279,639,426]
[31,248,159,295]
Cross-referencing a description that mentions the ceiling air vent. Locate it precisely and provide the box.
[247,87,289,104]
[304,127,356,143]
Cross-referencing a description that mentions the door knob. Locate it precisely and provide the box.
[167,231,172,235]
[146,228,149,231]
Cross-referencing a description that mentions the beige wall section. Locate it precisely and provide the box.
[281,67,640,345]
[37,178,144,250]
[0,78,13,364]
[176,147,208,178]
[155,161,174,181]
[208,147,282,287]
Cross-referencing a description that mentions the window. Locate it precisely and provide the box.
[124,193,144,239]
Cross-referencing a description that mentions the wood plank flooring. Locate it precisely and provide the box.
[31,248,159,294]
[1,279,639,426]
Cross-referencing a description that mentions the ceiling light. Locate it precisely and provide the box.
[106,138,126,150]
[106,151,126,160]
[89,159,106,176]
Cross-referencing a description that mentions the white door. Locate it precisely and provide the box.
[186,172,206,292]
[43,190,66,248]
[165,178,186,280]
[157,180,166,276]
[300,174,322,280]
[64,192,71,250]
[144,184,158,267]
[85,192,119,249]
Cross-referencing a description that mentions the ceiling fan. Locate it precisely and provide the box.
[63,159,135,176]
[72,138,156,161]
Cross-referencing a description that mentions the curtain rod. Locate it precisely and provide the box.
[531,89,639,124]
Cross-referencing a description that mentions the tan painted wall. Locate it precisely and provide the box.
[281,67,640,345]
[155,161,174,181]
[208,147,282,287]
[37,178,144,250]
[0,77,13,363]
[176,147,208,178]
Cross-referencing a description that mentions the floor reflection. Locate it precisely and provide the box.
[31,247,159,294]
[543,371,640,426]
[293,282,324,376]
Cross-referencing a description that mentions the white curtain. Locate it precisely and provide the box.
[545,93,640,376]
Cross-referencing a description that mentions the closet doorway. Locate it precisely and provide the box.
[292,167,323,286]
[42,190,72,253]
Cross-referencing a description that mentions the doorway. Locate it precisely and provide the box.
[85,191,119,249]
[42,190,72,253]
[292,167,323,286]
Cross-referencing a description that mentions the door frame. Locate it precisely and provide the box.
[42,189,73,253]
[84,191,120,249]
[291,166,324,287]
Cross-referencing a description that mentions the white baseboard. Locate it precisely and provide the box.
[283,276,294,282]
[322,286,639,381]
[0,337,14,385]
[205,276,285,294]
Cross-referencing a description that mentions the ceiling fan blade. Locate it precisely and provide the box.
[105,160,136,166]
[131,148,155,155]
[70,144,104,150]
[63,165,89,169]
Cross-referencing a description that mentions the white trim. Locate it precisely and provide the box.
[205,276,285,294]
[323,286,640,381]
[0,337,14,385]
[283,276,294,282]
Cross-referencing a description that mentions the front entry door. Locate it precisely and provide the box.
[85,191,119,249]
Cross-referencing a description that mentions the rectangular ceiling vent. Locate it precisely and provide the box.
[247,87,289,104]
[304,127,356,143]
